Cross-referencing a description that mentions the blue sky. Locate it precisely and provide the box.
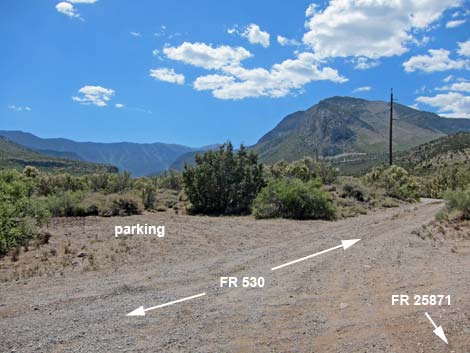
[1,0,469,147]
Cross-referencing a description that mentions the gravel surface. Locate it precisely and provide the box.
[1,200,469,352]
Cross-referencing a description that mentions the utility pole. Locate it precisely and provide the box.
[389,88,394,166]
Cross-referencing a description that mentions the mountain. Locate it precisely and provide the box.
[0,131,196,177]
[0,137,118,175]
[168,144,220,171]
[252,96,470,164]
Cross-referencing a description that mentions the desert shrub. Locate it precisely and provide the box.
[79,193,142,217]
[156,170,183,190]
[340,181,367,202]
[106,171,133,193]
[365,165,420,201]
[86,173,110,192]
[23,166,39,178]
[252,178,335,220]
[183,143,265,215]
[35,173,87,196]
[0,170,50,255]
[141,184,157,210]
[444,187,470,220]
[420,165,470,198]
[268,157,337,184]
[45,191,87,216]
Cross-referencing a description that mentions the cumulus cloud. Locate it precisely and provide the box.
[446,19,466,28]
[457,40,470,57]
[305,3,318,17]
[437,80,470,92]
[303,0,461,60]
[115,103,125,108]
[417,92,470,118]
[193,52,347,99]
[353,86,372,93]
[403,49,467,72]
[149,68,185,85]
[277,35,300,46]
[56,2,80,18]
[241,24,270,48]
[163,42,252,70]
[72,85,115,107]
[8,105,31,112]
[353,57,380,70]
[130,32,141,37]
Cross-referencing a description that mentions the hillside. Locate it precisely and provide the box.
[396,132,470,175]
[0,131,196,177]
[252,96,470,164]
[0,137,118,175]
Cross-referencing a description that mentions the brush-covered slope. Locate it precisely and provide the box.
[396,132,470,175]
[0,137,118,175]
[252,96,470,163]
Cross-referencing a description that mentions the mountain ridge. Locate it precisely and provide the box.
[252,96,470,163]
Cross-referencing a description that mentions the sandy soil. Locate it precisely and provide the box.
[1,200,469,352]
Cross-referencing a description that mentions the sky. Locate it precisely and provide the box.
[1,0,470,147]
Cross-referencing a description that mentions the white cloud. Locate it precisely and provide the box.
[163,42,252,70]
[115,103,125,108]
[149,68,185,85]
[303,0,461,60]
[130,32,141,37]
[446,19,466,28]
[193,52,347,99]
[241,24,270,48]
[353,86,371,93]
[437,81,470,92]
[403,49,467,73]
[8,105,31,112]
[305,3,318,17]
[68,0,98,3]
[56,2,80,18]
[277,35,300,46]
[227,27,237,35]
[417,92,470,118]
[457,40,470,57]
[443,75,454,82]
[72,85,115,107]
[353,57,380,70]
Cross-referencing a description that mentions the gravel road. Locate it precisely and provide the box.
[1,200,469,352]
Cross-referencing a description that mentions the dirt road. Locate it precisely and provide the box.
[1,200,469,352]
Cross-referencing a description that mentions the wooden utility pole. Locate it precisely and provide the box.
[389,88,394,166]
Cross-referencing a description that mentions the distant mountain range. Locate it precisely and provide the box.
[0,137,117,175]
[0,131,212,176]
[252,96,470,163]
[2,96,470,176]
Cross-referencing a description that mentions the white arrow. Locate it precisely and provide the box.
[127,292,206,316]
[271,239,361,271]
[425,312,448,344]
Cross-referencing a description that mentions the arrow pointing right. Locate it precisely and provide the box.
[271,239,361,271]
[425,312,448,344]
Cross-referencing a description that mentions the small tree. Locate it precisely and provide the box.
[183,143,265,215]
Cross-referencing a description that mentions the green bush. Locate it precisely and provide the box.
[341,181,367,202]
[45,191,87,217]
[0,170,50,255]
[252,178,335,220]
[141,184,157,210]
[365,165,420,201]
[268,157,337,184]
[444,187,470,220]
[183,143,265,215]
[79,193,143,217]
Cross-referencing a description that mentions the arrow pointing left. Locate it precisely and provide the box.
[127,292,206,316]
